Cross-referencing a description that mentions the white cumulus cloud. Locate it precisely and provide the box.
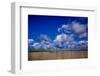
[72,22,87,34]
[39,34,51,41]
[32,42,42,50]
[55,33,68,42]
[28,23,88,51]
[79,32,87,38]
[28,39,34,44]
[58,24,72,34]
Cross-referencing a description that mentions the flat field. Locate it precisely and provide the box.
[28,51,88,61]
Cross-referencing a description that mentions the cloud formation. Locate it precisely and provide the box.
[28,22,88,51]
[58,24,72,34]
[72,22,87,34]
[28,39,34,45]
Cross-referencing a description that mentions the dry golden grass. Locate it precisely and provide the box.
[28,51,88,61]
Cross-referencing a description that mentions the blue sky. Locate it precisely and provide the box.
[28,15,88,51]
[28,15,87,40]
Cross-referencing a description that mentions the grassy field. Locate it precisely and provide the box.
[28,50,88,61]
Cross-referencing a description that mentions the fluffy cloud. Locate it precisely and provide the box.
[55,33,74,42]
[53,33,79,50]
[78,40,88,49]
[28,39,34,45]
[28,23,88,51]
[38,34,51,42]
[31,41,56,50]
[55,33,68,42]
[30,35,55,50]
[72,22,87,34]
[32,42,42,50]
[58,24,72,34]
[79,32,87,38]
